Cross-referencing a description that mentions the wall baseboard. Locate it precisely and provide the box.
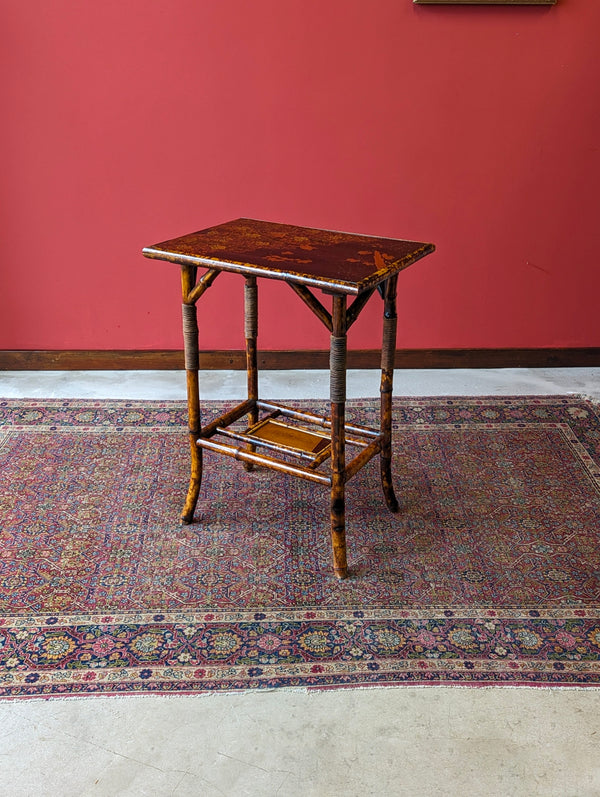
[1,348,599,371]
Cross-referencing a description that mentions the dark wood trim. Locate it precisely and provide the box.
[1,348,599,371]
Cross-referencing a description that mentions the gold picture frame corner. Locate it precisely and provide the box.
[413,0,557,5]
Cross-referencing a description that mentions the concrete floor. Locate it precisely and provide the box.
[1,368,600,797]
[2,366,599,401]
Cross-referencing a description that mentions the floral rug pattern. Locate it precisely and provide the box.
[1,396,600,697]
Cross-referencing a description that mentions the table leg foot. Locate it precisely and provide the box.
[381,458,399,513]
[181,481,201,524]
[181,437,202,524]
[331,498,348,579]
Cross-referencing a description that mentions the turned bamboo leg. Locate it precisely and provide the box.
[380,275,399,513]
[330,294,348,579]
[244,276,258,470]
[181,266,202,524]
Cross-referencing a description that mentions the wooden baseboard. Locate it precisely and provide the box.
[1,348,599,371]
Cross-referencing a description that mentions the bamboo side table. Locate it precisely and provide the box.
[143,219,435,579]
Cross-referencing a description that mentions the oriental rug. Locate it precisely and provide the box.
[1,396,600,698]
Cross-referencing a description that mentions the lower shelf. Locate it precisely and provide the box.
[196,399,383,486]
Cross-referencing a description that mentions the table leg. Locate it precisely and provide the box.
[380,275,399,513]
[181,265,202,524]
[330,294,348,579]
[244,277,258,470]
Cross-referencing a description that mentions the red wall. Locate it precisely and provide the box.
[2,0,599,352]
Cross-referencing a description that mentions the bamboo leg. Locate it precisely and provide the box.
[244,277,258,470]
[330,294,348,579]
[181,266,202,524]
[380,275,399,513]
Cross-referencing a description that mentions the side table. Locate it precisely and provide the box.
[143,219,435,579]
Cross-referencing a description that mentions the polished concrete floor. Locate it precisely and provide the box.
[1,368,600,797]
[2,366,600,401]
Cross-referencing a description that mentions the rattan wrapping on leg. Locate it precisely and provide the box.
[329,335,347,403]
[381,315,397,381]
[182,303,199,371]
[244,278,258,339]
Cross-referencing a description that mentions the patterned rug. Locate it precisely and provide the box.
[1,395,600,698]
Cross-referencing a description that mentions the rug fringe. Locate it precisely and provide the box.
[574,393,600,405]
[5,683,600,706]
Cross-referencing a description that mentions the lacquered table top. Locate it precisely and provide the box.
[143,218,435,295]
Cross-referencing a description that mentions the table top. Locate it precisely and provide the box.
[142,218,435,295]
